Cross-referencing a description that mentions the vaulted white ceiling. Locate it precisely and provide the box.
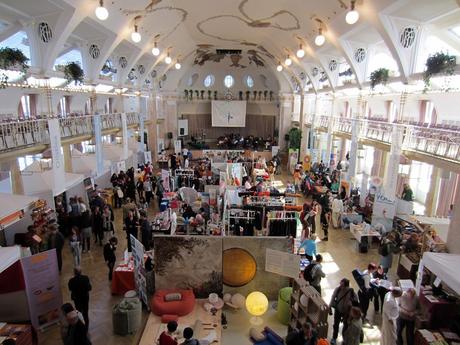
[0,0,459,92]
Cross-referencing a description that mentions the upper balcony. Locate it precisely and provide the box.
[0,113,141,157]
[312,115,460,167]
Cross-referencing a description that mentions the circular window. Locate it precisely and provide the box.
[245,75,254,88]
[203,74,215,88]
[38,22,53,43]
[400,27,416,48]
[150,70,157,78]
[299,72,306,81]
[224,75,234,88]
[138,64,145,74]
[354,48,366,63]
[311,67,319,77]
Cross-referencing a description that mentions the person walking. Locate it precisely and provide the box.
[381,287,402,345]
[397,288,417,345]
[342,307,363,345]
[329,278,357,344]
[297,233,317,261]
[320,209,329,241]
[139,210,152,250]
[331,197,344,228]
[69,227,82,268]
[144,176,153,205]
[68,267,92,330]
[103,237,118,281]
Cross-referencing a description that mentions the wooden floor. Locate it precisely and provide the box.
[38,171,391,345]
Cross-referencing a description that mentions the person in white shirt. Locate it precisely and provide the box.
[397,288,417,345]
[184,157,190,168]
[382,287,403,345]
[331,197,344,228]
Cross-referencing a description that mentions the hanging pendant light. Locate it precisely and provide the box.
[315,28,325,46]
[175,60,181,70]
[284,55,292,66]
[165,52,172,65]
[131,24,141,43]
[276,63,283,72]
[151,42,160,56]
[346,0,360,25]
[95,0,109,21]
[296,45,305,59]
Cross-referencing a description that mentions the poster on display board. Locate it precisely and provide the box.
[288,149,299,174]
[117,160,126,172]
[271,146,280,157]
[302,154,311,172]
[157,138,165,153]
[130,235,148,309]
[265,248,300,279]
[174,140,182,154]
[144,151,152,164]
[372,193,396,232]
[219,171,227,196]
[21,249,62,329]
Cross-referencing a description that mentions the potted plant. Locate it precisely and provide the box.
[63,61,84,84]
[0,47,29,71]
[208,90,212,100]
[423,52,457,87]
[370,68,389,89]
[288,127,302,151]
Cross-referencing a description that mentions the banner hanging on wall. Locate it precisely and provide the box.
[21,249,62,329]
[174,140,182,154]
[144,151,152,164]
[121,113,129,160]
[130,235,148,309]
[265,248,300,279]
[93,115,104,176]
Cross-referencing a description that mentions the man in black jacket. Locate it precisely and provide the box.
[103,237,118,281]
[139,211,152,250]
[286,322,318,345]
[68,267,92,330]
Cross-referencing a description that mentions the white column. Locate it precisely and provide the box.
[278,94,293,151]
[447,186,460,254]
[93,114,104,176]
[48,119,65,195]
[121,113,129,160]
[382,126,403,199]
[347,118,359,184]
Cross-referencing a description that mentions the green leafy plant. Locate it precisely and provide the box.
[288,127,302,150]
[63,61,84,85]
[0,47,29,71]
[423,52,456,87]
[0,47,29,89]
[370,68,389,89]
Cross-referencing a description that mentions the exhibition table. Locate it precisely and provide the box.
[111,261,135,295]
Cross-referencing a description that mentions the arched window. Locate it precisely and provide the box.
[54,49,83,71]
[245,75,254,88]
[224,75,234,88]
[203,74,215,88]
[104,98,113,114]
[58,96,68,117]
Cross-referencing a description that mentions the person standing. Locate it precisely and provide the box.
[397,288,417,345]
[144,176,153,205]
[159,321,179,345]
[297,233,317,261]
[381,288,402,345]
[48,225,65,273]
[401,184,414,201]
[304,254,325,295]
[379,233,396,273]
[331,197,344,228]
[342,307,363,345]
[358,263,377,322]
[103,237,118,281]
[91,206,104,245]
[329,278,357,345]
[69,227,82,268]
[124,210,139,252]
[80,210,92,253]
[139,211,152,250]
[68,267,92,330]
[320,209,329,241]
[102,205,114,244]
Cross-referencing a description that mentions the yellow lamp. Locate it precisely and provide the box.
[245,291,269,325]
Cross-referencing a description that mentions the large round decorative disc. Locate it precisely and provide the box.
[222,248,256,287]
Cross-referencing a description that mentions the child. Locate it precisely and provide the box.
[159,321,178,345]
[69,227,82,267]
[181,327,199,345]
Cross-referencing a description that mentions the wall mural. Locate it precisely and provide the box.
[193,46,267,68]
[154,236,223,298]
[115,2,188,42]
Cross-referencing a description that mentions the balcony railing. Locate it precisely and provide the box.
[0,113,139,152]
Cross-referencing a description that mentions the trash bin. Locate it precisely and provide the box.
[277,287,293,325]
[112,296,142,335]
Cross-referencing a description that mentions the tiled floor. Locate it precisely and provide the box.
[38,171,391,345]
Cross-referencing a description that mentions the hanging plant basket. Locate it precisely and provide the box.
[64,61,84,85]
[370,68,389,89]
[423,52,456,87]
[0,47,29,89]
